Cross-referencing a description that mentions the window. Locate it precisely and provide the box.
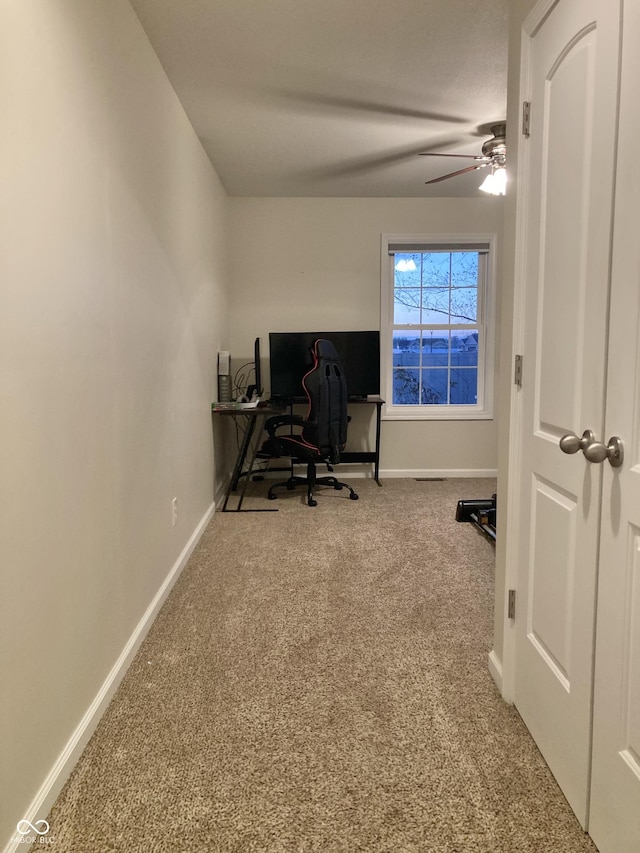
[380,235,496,420]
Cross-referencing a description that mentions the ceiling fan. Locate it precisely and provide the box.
[420,122,507,193]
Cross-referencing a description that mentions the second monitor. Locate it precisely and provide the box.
[269,331,380,402]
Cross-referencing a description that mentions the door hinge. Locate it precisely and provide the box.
[514,354,523,387]
[522,101,531,137]
[508,589,516,620]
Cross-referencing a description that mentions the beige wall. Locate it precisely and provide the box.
[229,197,504,475]
[0,1,228,843]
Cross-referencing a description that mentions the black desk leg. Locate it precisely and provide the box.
[374,401,383,486]
[230,416,257,492]
[222,414,278,513]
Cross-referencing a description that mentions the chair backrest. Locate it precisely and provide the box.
[301,339,348,464]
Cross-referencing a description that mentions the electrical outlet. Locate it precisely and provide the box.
[172,497,178,527]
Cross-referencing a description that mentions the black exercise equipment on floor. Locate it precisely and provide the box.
[456,493,496,542]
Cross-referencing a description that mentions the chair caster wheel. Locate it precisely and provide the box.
[286,483,295,491]
[268,493,277,501]
[334,484,343,490]
[308,498,318,507]
[350,493,359,501]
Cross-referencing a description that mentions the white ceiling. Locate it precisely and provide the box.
[129,0,509,198]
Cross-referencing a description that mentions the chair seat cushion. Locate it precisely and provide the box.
[260,435,317,461]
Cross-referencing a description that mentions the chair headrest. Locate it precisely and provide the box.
[313,338,340,362]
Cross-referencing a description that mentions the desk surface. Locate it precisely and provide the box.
[212,402,284,415]
[212,398,383,413]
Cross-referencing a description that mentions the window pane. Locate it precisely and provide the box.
[422,253,450,288]
[422,331,449,366]
[451,252,478,286]
[394,288,421,324]
[451,331,479,366]
[393,368,420,404]
[393,332,420,366]
[450,286,477,323]
[421,368,448,404]
[421,287,450,324]
[450,368,478,404]
[394,253,421,286]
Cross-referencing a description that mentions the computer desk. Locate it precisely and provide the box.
[212,403,285,512]
[212,396,384,512]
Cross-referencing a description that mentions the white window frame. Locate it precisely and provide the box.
[380,233,497,420]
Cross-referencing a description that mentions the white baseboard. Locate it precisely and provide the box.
[214,478,229,506]
[2,501,216,853]
[381,468,498,479]
[488,649,503,693]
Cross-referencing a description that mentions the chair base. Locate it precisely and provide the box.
[267,466,359,507]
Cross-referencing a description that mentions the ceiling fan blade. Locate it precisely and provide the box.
[425,163,488,184]
[271,88,470,124]
[419,152,488,160]
[305,136,468,179]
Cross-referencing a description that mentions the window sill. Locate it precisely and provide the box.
[382,405,493,421]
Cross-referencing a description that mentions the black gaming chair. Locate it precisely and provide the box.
[260,339,359,507]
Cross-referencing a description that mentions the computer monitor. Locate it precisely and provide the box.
[269,331,380,401]
[254,337,262,396]
[244,337,263,400]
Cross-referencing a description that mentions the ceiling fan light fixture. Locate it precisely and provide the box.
[479,164,507,196]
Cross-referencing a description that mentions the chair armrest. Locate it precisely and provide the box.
[264,414,310,437]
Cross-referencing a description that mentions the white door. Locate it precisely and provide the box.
[514,0,621,826]
[588,4,640,849]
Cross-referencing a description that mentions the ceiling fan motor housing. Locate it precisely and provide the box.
[482,122,507,165]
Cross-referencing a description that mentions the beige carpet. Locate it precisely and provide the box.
[47,478,596,852]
